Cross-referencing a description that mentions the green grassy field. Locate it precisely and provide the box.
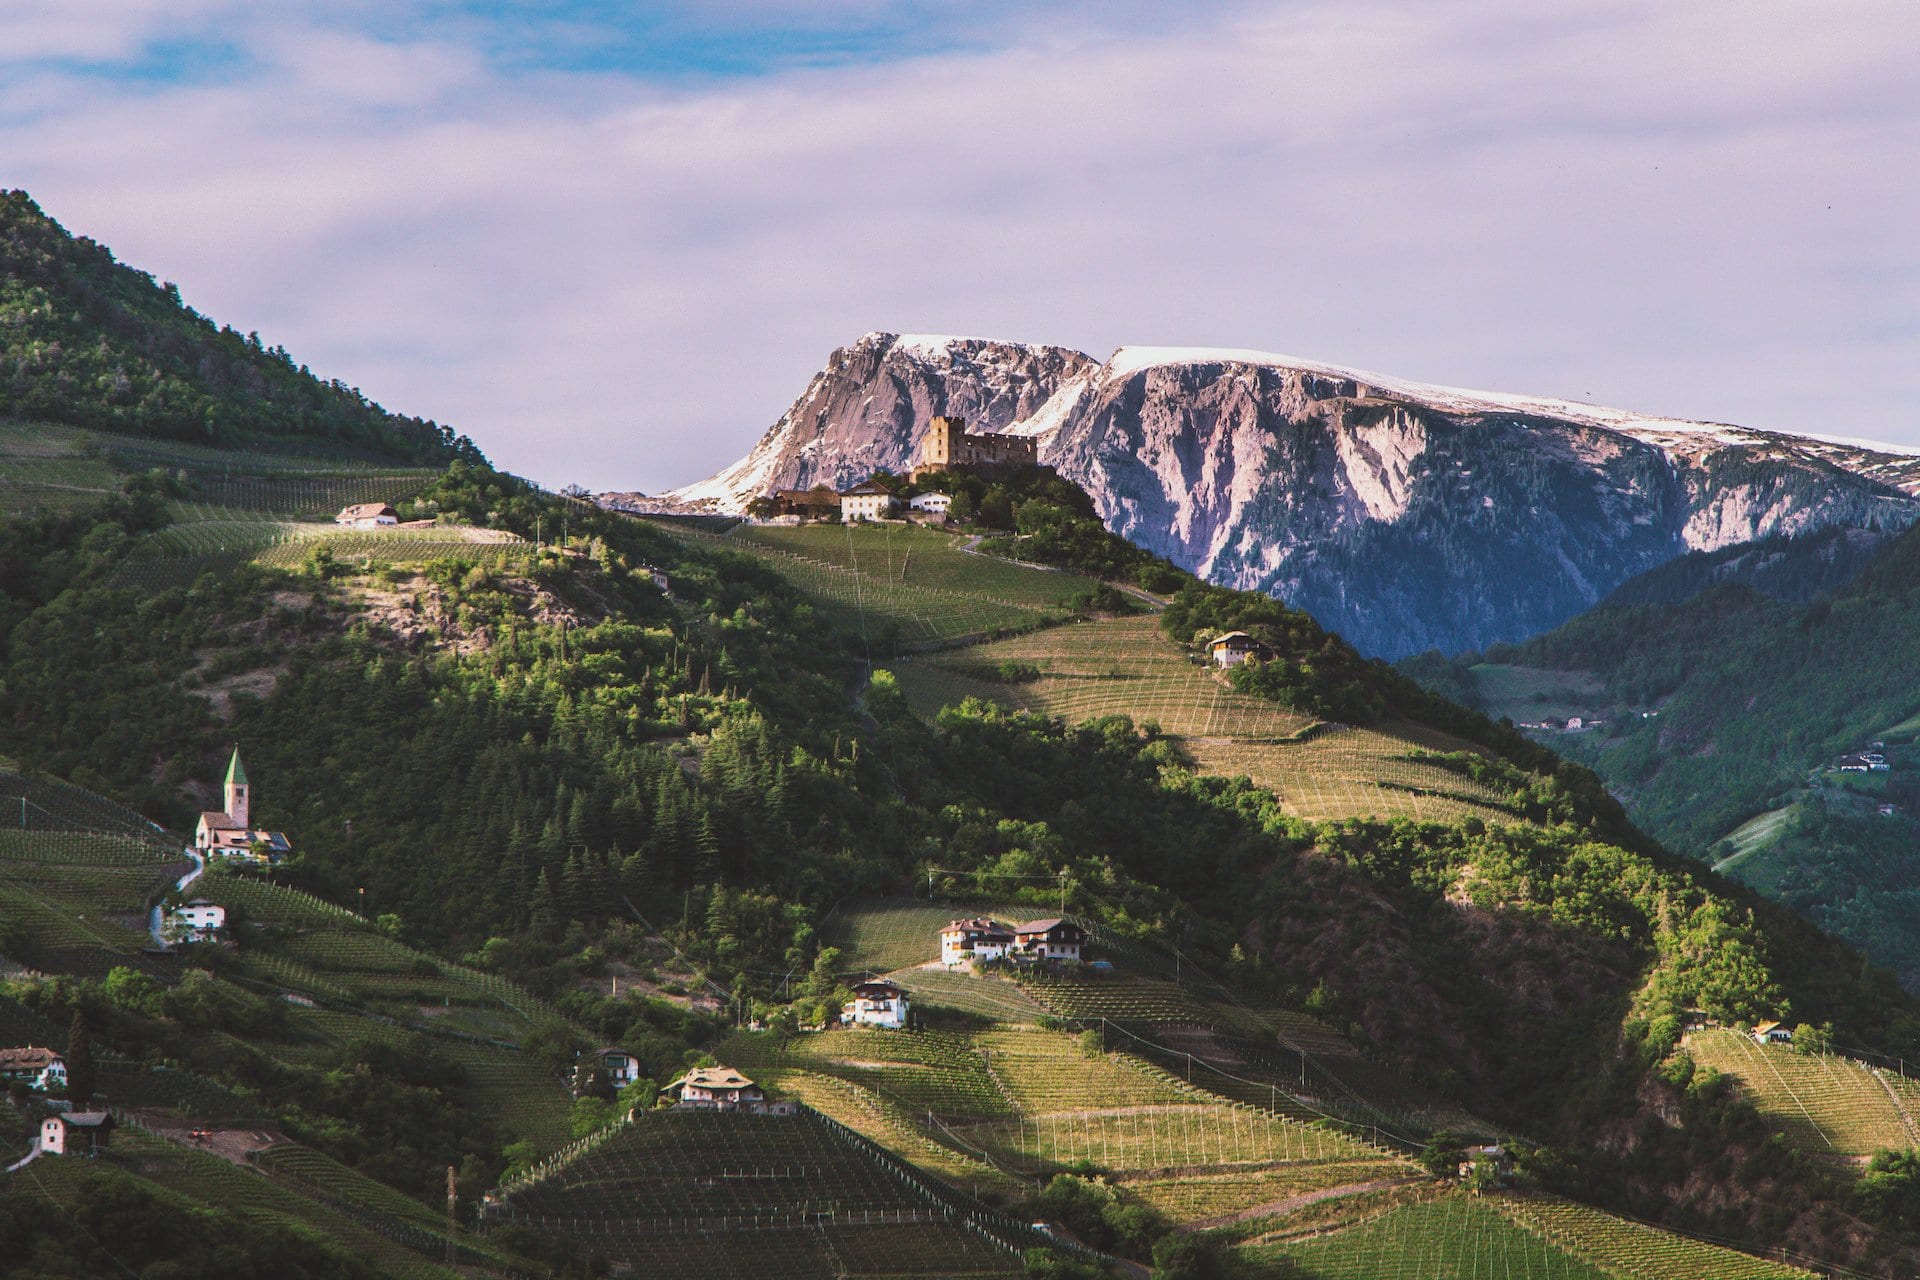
[1711,806,1798,875]
[1470,664,1611,725]
[823,896,1035,975]
[1684,1029,1920,1158]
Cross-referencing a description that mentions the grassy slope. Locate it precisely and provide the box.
[895,611,1520,827]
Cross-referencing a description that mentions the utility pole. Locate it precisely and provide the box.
[445,1166,457,1266]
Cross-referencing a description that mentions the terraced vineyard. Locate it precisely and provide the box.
[899,613,1316,739]
[892,613,1518,826]
[90,1125,476,1280]
[890,968,1053,1023]
[0,768,176,841]
[647,519,1098,647]
[725,1027,1013,1120]
[1685,1028,1920,1156]
[1247,1193,1615,1279]
[253,526,531,569]
[485,1108,1034,1279]
[186,471,435,516]
[1496,1197,1817,1279]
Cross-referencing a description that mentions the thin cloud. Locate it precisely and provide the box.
[2,0,1914,489]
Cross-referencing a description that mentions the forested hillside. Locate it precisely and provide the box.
[9,443,1920,1273]
[1404,522,1920,991]
[0,191,474,463]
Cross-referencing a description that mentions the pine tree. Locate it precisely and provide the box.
[66,1008,95,1107]
[529,869,559,937]
[560,852,586,921]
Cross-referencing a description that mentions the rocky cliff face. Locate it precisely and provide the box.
[660,333,1096,508]
[643,336,1920,658]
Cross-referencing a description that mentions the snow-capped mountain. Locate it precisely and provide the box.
[631,334,1920,657]
[652,333,1096,509]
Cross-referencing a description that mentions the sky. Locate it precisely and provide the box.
[1,0,1916,491]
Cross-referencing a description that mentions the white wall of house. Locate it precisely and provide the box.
[842,494,895,521]
[41,1118,65,1155]
[940,934,1009,966]
[842,994,908,1029]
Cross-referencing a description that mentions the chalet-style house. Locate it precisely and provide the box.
[669,1065,766,1110]
[839,481,900,522]
[1753,1020,1793,1044]
[590,1047,642,1088]
[0,1046,66,1092]
[40,1111,113,1156]
[909,492,952,517]
[941,917,1015,966]
[1013,918,1088,962]
[841,979,910,1030]
[194,749,292,861]
[1208,631,1273,669]
[335,503,399,527]
[911,416,1039,480]
[1838,751,1889,772]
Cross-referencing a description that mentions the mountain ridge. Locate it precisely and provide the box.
[635,332,1920,657]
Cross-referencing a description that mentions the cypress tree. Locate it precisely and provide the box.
[66,1008,95,1107]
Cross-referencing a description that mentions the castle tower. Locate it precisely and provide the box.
[919,416,968,471]
[223,747,250,829]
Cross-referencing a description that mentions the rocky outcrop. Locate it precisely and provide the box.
[659,333,1096,508]
[640,337,1920,658]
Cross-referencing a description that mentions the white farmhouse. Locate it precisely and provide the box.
[335,503,399,527]
[940,917,1014,966]
[839,482,899,522]
[591,1046,642,1088]
[909,492,952,517]
[166,899,227,943]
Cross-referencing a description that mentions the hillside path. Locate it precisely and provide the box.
[1175,1175,1423,1233]
[147,849,206,948]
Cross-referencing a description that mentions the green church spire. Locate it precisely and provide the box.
[224,747,248,787]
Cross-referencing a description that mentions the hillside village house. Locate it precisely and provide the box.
[0,1046,66,1092]
[335,502,399,527]
[1753,1020,1794,1044]
[194,748,292,861]
[590,1047,642,1088]
[841,979,910,1030]
[1838,752,1889,772]
[909,492,952,518]
[1208,632,1273,669]
[165,899,226,943]
[1013,918,1088,962]
[940,917,1015,966]
[839,481,899,522]
[669,1065,766,1110]
[40,1111,113,1156]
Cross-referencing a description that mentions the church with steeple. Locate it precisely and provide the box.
[193,747,292,860]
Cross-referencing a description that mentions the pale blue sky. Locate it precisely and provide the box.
[2,1,1916,489]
